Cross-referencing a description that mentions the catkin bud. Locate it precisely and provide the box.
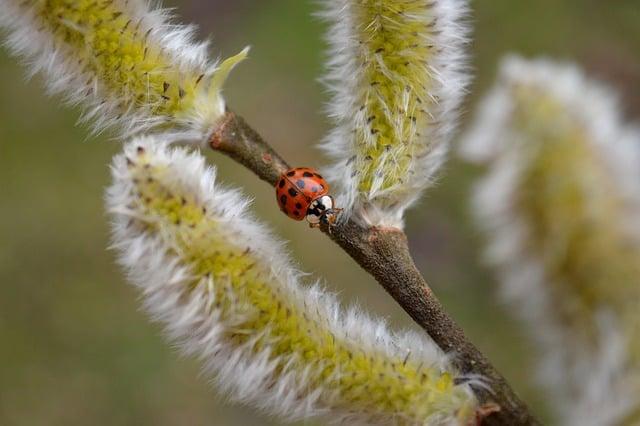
[0,0,247,141]
[461,56,640,426]
[107,136,479,425]
[320,0,470,227]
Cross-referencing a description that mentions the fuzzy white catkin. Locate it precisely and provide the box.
[320,0,470,228]
[461,56,640,426]
[0,0,246,142]
[107,136,479,425]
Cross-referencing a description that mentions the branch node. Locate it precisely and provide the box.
[209,111,236,149]
[477,403,502,424]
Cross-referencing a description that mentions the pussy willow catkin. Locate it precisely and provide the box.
[0,0,246,140]
[107,137,479,425]
[320,0,469,227]
[461,56,640,426]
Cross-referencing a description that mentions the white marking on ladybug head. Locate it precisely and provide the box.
[318,195,333,210]
[306,195,334,225]
[306,213,321,225]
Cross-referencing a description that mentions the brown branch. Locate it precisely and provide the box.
[209,111,540,426]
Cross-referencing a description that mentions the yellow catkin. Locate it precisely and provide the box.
[512,86,640,358]
[464,57,640,425]
[3,0,245,137]
[112,141,477,424]
[42,0,197,115]
[352,0,435,197]
[322,0,468,226]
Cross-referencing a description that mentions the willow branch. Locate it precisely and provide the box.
[209,110,540,426]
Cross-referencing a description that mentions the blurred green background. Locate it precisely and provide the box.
[0,1,638,424]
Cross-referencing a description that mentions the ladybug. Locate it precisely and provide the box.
[275,167,341,227]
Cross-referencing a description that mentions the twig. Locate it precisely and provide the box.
[209,111,540,426]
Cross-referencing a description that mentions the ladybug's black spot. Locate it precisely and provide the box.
[303,171,313,178]
[314,173,323,179]
[312,186,320,193]
[288,188,298,197]
[280,195,287,205]
[296,179,305,188]
[278,179,285,188]
[294,210,300,217]
[295,202,303,210]
[286,171,296,177]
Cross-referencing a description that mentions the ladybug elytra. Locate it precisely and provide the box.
[275,167,341,227]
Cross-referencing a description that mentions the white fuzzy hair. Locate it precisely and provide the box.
[107,136,478,425]
[0,0,240,143]
[461,56,640,426]
[319,0,470,228]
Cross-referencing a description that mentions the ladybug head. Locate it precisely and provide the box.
[306,195,338,226]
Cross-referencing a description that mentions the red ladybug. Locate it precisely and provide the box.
[275,167,341,227]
